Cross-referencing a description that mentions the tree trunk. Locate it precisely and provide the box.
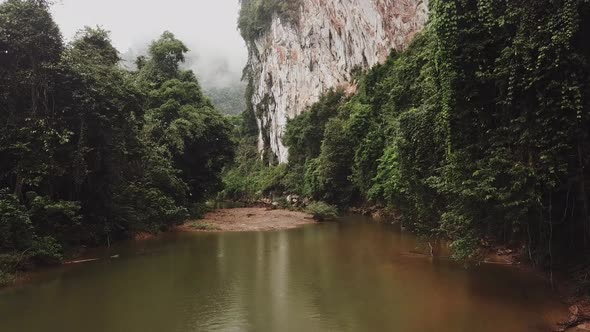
[14,170,24,199]
[578,143,589,246]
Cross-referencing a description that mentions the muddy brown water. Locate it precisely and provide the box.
[0,215,566,332]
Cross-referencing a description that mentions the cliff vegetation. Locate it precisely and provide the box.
[238,0,302,43]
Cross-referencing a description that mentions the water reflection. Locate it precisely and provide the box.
[0,217,564,332]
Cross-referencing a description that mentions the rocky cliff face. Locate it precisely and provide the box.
[244,0,429,163]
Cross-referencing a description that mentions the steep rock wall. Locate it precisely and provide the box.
[244,0,429,163]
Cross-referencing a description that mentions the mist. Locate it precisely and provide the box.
[49,0,247,90]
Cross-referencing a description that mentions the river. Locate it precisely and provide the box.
[0,215,565,331]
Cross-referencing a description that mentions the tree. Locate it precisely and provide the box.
[137,31,189,85]
[138,33,234,204]
[0,3,234,281]
[0,0,65,199]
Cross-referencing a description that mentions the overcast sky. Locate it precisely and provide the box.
[50,0,248,88]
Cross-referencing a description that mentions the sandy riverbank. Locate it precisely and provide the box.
[178,207,315,232]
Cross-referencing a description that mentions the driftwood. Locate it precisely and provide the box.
[481,260,521,266]
[63,258,100,265]
[64,253,120,265]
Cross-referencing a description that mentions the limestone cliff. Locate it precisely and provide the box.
[242,0,429,163]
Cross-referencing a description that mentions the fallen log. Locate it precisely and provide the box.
[481,260,521,266]
[63,258,100,265]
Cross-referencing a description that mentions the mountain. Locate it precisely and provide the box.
[240,0,428,163]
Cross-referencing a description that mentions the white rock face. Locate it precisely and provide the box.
[244,0,429,163]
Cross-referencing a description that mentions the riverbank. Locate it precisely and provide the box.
[178,207,315,232]
[549,269,590,332]
[0,206,315,288]
[343,205,590,331]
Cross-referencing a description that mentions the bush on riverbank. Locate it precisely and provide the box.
[306,202,338,221]
[0,253,21,287]
[0,270,14,287]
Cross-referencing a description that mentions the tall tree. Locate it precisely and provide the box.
[139,32,234,203]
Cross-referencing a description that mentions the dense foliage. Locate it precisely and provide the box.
[0,0,233,283]
[219,89,347,202]
[219,111,294,201]
[271,0,590,264]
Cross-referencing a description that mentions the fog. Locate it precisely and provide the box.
[50,0,248,88]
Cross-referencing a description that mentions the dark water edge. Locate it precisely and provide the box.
[0,215,568,332]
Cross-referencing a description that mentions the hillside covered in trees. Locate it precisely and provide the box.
[204,83,247,116]
[229,0,590,275]
[0,0,233,284]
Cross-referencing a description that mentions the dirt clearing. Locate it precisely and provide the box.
[178,208,315,232]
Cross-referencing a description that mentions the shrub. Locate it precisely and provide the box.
[0,253,23,286]
[0,190,34,251]
[0,270,15,287]
[30,236,63,265]
[0,253,21,273]
[306,202,338,221]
